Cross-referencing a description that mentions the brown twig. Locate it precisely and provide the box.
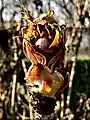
[21,59,34,120]
[10,38,18,118]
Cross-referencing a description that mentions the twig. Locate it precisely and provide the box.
[27,92,34,120]
[10,38,18,118]
[66,55,76,108]
[22,108,26,120]
[21,59,27,74]
[48,0,51,10]
[21,59,34,120]
[60,93,64,119]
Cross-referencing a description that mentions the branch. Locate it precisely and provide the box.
[65,0,89,109]
[10,38,18,118]
[55,0,73,19]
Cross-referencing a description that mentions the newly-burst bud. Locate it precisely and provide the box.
[21,10,68,98]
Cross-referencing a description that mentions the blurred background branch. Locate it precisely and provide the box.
[0,0,90,120]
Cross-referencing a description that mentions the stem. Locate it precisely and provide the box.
[48,0,51,10]
[21,59,27,74]
[11,38,18,118]
[28,93,34,120]
[21,60,34,120]
[60,93,64,119]
[22,108,26,120]
[66,56,76,108]
[11,71,17,114]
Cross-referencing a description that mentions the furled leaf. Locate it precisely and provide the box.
[42,71,64,96]
[49,28,62,48]
[25,64,43,82]
[23,40,46,65]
